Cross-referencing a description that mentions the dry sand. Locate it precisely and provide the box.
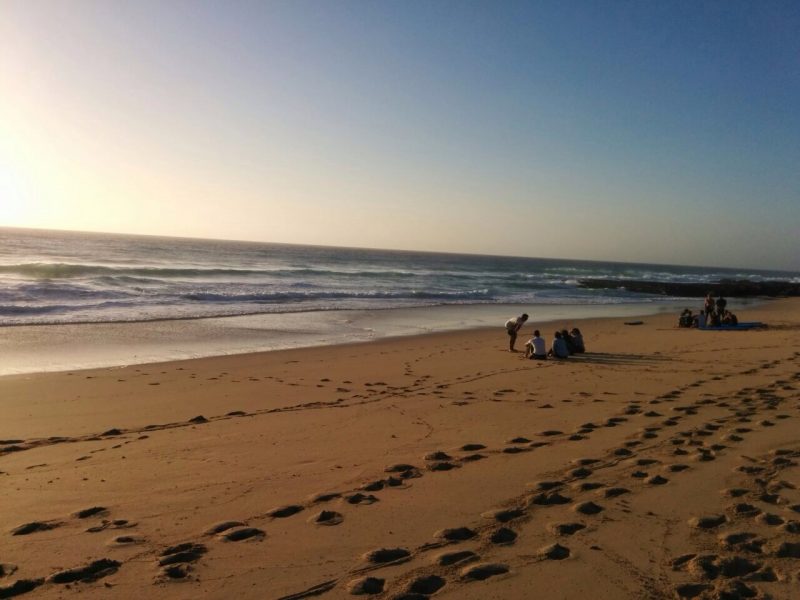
[1,299,799,600]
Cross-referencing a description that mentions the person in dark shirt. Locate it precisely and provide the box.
[561,329,575,354]
[570,328,585,352]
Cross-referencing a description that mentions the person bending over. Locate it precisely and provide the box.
[505,313,528,352]
[524,330,547,360]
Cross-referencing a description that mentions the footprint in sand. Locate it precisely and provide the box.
[460,453,487,462]
[729,503,761,517]
[459,443,486,452]
[460,563,509,581]
[667,464,690,472]
[529,491,571,506]
[530,480,563,491]
[11,521,60,536]
[573,481,604,492]
[268,505,304,519]
[361,480,385,492]
[574,502,603,515]
[158,543,208,568]
[755,513,784,527]
[385,464,422,478]
[550,522,586,536]
[345,493,379,505]
[435,550,478,566]
[489,527,517,544]
[48,559,120,584]
[539,543,570,560]
[482,508,526,523]
[221,527,265,542]
[363,548,410,564]
[73,506,108,519]
[347,576,384,595]
[310,492,342,503]
[507,437,531,444]
[204,521,246,536]
[108,535,145,546]
[718,532,765,553]
[570,467,593,479]
[427,461,459,472]
[603,487,630,498]
[435,527,477,542]
[310,511,343,526]
[86,519,135,533]
[689,514,727,529]
[424,451,452,461]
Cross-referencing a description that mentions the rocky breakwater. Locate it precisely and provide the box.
[577,279,800,297]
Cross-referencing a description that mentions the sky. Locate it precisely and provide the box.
[1,1,798,270]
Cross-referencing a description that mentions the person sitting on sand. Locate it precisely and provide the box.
[548,331,569,359]
[694,310,707,329]
[679,309,693,328]
[570,328,585,353]
[708,310,721,327]
[722,310,738,326]
[505,313,528,352]
[524,330,547,360]
[716,295,727,313]
[561,329,576,354]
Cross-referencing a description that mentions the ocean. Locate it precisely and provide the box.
[1,227,797,327]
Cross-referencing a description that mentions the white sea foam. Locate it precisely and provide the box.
[0,228,795,326]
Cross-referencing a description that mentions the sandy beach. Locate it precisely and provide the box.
[1,299,799,600]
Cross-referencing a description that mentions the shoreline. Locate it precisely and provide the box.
[0,298,765,377]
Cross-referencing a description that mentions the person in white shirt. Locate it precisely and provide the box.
[504,313,528,352]
[524,330,547,360]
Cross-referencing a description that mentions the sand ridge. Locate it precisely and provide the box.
[1,299,799,599]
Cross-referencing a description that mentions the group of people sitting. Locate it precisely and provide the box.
[504,313,586,359]
[677,292,739,328]
[524,328,585,359]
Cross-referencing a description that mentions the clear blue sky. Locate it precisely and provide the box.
[1,1,798,270]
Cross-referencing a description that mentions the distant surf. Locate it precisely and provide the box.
[1,227,797,326]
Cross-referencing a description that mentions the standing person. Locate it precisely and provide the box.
[716,295,727,313]
[704,292,715,315]
[505,313,528,352]
[524,330,547,360]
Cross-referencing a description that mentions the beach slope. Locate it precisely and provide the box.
[1,300,799,599]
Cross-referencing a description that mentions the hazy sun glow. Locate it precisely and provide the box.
[1,1,798,270]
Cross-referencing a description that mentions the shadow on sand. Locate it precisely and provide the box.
[564,352,671,366]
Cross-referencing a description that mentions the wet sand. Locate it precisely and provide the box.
[1,299,799,599]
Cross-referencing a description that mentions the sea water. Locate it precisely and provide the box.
[2,227,794,374]
[2,227,795,326]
